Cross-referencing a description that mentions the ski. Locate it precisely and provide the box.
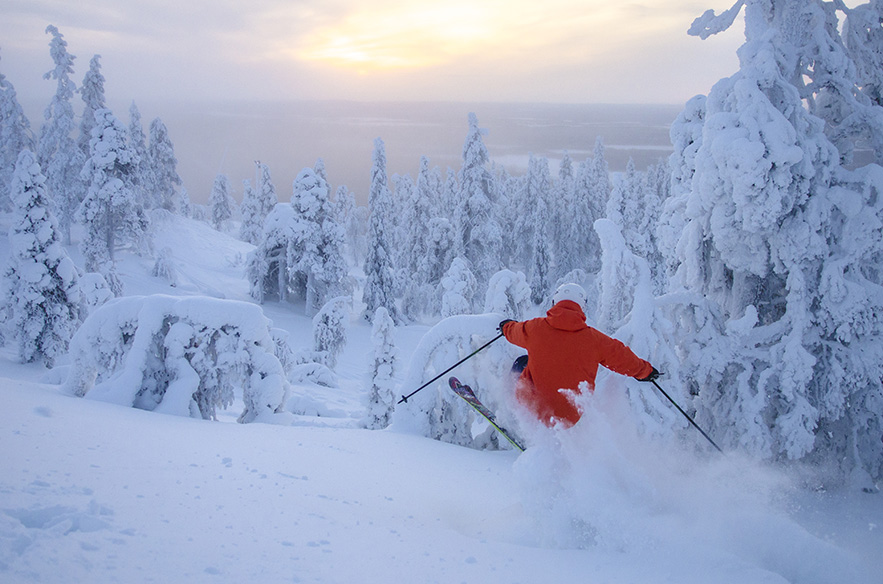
[448,377,526,452]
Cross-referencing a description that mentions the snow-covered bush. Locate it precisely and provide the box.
[63,295,290,423]
[151,247,177,286]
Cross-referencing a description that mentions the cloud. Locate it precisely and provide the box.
[0,0,746,104]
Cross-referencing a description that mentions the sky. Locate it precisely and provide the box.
[0,0,748,106]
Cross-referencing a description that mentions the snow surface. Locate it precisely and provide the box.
[1,213,881,584]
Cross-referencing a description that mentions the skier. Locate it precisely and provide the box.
[499,283,659,427]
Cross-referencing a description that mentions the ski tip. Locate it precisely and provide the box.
[448,377,460,389]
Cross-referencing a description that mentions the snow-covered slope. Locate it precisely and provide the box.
[1,214,880,583]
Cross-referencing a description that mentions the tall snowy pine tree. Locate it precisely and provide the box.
[363,138,399,322]
[38,25,85,245]
[3,150,80,367]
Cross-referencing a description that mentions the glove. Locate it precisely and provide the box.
[637,367,660,382]
[498,319,515,333]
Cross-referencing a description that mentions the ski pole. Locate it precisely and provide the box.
[651,379,723,453]
[398,333,504,404]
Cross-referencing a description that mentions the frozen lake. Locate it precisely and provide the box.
[140,100,683,204]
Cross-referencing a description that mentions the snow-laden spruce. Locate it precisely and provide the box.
[0,51,35,212]
[363,306,398,429]
[146,116,181,212]
[38,25,86,246]
[239,162,276,245]
[2,149,81,367]
[76,55,105,161]
[127,103,155,211]
[457,113,501,290]
[78,107,146,295]
[208,173,235,231]
[661,0,883,483]
[363,138,399,322]
[63,295,291,423]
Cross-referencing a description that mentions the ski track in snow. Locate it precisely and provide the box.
[0,214,881,584]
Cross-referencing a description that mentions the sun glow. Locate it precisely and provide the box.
[297,2,507,71]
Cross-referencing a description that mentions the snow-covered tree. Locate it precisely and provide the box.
[247,203,295,303]
[256,162,278,215]
[0,53,35,211]
[668,0,883,484]
[178,187,192,218]
[289,167,348,315]
[312,296,350,370]
[63,295,291,423]
[128,102,155,210]
[530,195,553,305]
[147,117,181,212]
[457,113,501,287]
[391,314,521,449]
[78,108,146,293]
[526,156,554,304]
[38,25,85,245]
[2,149,80,367]
[483,269,531,320]
[420,217,457,288]
[607,157,664,285]
[364,306,397,430]
[552,152,578,276]
[440,257,477,318]
[570,139,610,274]
[208,173,235,231]
[238,179,261,244]
[333,184,363,265]
[594,217,686,439]
[363,138,399,322]
[658,95,706,282]
[313,157,329,189]
[77,55,105,159]
[247,168,347,315]
[240,163,276,244]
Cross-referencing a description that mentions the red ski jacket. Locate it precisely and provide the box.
[501,300,653,427]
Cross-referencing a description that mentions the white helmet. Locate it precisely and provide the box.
[552,283,587,311]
